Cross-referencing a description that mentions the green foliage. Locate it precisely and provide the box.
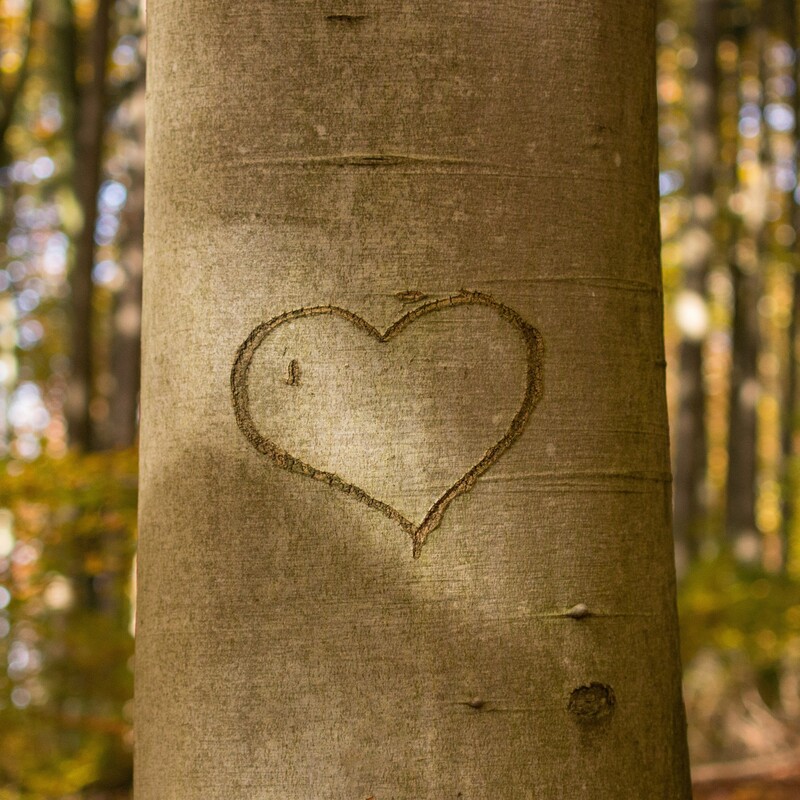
[0,450,137,798]
[679,553,800,710]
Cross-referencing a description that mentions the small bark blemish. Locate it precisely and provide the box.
[346,154,403,167]
[565,603,591,619]
[568,683,615,721]
[286,359,301,386]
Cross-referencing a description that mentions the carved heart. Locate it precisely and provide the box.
[230,290,543,557]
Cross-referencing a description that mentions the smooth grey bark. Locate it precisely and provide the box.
[136,2,692,798]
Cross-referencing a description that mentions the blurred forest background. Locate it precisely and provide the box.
[0,0,799,798]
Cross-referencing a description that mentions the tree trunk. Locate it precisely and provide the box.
[781,0,800,565]
[65,0,112,451]
[137,2,692,797]
[0,0,35,168]
[673,0,719,571]
[105,74,145,449]
[726,252,762,557]
[725,21,765,563]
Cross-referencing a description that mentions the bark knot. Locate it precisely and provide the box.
[568,683,616,721]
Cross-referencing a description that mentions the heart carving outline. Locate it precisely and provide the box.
[230,290,543,557]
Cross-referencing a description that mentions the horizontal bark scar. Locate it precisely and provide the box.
[230,290,544,558]
[325,13,367,21]
[395,290,429,303]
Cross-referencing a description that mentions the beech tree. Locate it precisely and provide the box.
[136,1,692,797]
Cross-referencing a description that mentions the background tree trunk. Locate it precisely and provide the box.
[673,0,719,570]
[725,18,766,562]
[726,248,762,557]
[104,73,145,449]
[137,2,692,797]
[781,0,800,565]
[65,0,112,451]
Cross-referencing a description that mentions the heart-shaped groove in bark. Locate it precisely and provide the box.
[230,290,543,558]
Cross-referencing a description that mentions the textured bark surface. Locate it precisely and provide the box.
[137,2,692,797]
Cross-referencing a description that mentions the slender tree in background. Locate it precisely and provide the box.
[0,0,35,254]
[65,0,112,451]
[725,208,762,562]
[726,6,764,561]
[674,0,720,569]
[781,0,800,561]
[0,0,34,170]
[105,69,144,449]
[137,1,690,797]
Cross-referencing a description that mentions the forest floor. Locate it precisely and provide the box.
[694,780,800,799]
[693,756,800,799]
